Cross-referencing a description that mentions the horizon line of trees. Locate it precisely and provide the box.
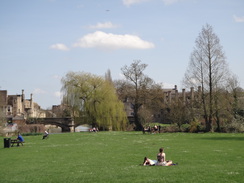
[59,24,244,132]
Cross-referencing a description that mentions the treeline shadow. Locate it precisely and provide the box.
[199,136,244,141]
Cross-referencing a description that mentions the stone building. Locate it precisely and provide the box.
[123,98,134,117]
[154,85,202,123]
[121,85,202,124]
[0,89,46,124]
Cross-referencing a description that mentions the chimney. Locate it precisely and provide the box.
[198,86,202,101]
[22,89,25,102]
[168,91,172,104]
[175,89,178,102]
[182,89,186,104]
[30,93,33,108]
[190,87,194,105]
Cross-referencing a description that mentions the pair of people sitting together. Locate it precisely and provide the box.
[143,147,176,166]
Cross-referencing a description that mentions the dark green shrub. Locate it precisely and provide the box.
[180,123,190,132]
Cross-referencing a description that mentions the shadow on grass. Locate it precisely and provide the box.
[199,136,244,141]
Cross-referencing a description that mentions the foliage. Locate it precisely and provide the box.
[167,100,190,130]
[180,123,190,132]
[223,115,244,133]
[0,132,243,183]
[163,123,180,132]
[142,83,165,123]
[189,119,204,133]
[120,60,150,130]
[118,60,164,130]
[138,107,153,125]
[61,71,128,130]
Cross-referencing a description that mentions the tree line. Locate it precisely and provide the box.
[60,24,244,132]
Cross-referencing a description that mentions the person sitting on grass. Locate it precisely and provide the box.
[42,130,49,139]
[143,147,176,166]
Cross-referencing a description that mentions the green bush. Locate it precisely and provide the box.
[224,115,244,133]
[189,120,204,133]
[180,123,190,132]
[164,124,180,132]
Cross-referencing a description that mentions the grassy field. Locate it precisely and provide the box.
[0,132,243,183]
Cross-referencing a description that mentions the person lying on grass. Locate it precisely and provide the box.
[143,147,176,166]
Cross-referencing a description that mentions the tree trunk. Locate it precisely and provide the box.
[215,113,220,132]
[214,93,221,132]
[201,85,209,132]
[207,39,213,132]
[133,104,143,131]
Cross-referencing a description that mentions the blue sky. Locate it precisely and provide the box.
[0,0,243,109]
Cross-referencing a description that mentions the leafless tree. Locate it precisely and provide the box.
[183,24,230,132]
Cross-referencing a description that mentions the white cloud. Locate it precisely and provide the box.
[233,15,244,23]
[54,91,62,98]
[49,43,69,51]
[33,88,47,94]
[73,31,155,50]
[123,0,151,6]
[88,22,119,29]
[53,75,61,80]
[123,0,185,6]
[162,82,175,89]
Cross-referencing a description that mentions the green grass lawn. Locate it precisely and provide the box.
[0,132,243,183]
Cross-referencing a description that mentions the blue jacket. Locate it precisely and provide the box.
[17,135,24,142]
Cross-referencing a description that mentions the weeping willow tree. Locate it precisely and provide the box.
[61,71,127,130]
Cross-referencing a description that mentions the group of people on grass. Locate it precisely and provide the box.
[89,127,99,133]
[13,129,49,144]
[143,125,161,134]
[142,147,177,166]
